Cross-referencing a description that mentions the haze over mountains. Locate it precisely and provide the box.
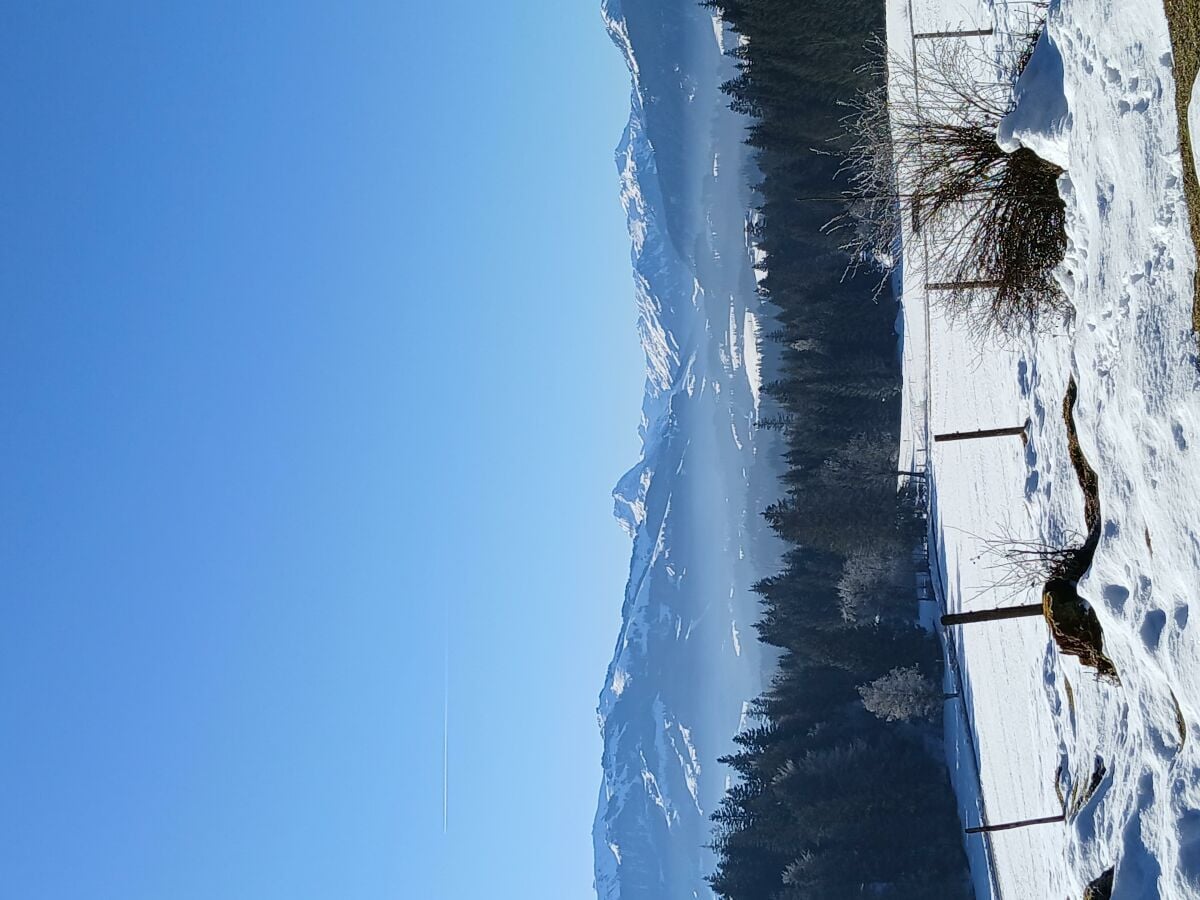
[593,2,782,898]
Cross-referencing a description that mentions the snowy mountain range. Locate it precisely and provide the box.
[593,2,782,899]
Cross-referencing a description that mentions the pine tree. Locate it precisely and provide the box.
[858,665,942,722]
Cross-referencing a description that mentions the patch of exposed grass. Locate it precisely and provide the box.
[1163,0,1200,331]
[1171,688,1189,747]
[1068,755,1107,816]
[1063,378,1101,548]
[1046,378,1120,682]
[1083,866,1115,900]
[1044,580,1120,682]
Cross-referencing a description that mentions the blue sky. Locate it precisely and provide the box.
[0,4,642,898]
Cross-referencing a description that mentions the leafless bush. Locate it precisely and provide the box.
[835,46,901,275]
[978,529,1085,598]
[839,29,1068,336]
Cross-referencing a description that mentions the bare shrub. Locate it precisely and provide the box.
[839,29,1068,335]
[835,45,902,275]
[978,527,1085,600]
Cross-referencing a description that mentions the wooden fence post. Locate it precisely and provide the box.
[965,814,1065,834]
[934,420,1030,443]
[925,279,1004,291]
[913,27,995,39]
[940,604,1044,627]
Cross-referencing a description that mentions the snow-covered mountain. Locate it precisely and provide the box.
[594,2,782,899]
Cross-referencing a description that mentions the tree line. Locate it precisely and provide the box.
[702,0,973,896]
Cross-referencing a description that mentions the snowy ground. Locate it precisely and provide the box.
[891,0,1200,897]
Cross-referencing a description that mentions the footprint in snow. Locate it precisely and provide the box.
[1177,809,1200,888]
[1116,773,1164,892]
[1172,420,1188,451]
[1140,609,1167,650]
[1017,357,1031,395]
[1102,583,1130,612]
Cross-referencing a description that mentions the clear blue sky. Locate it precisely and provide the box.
[0,4,642,898]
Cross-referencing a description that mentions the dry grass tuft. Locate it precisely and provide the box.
[1043,580,1120,682]
[1083,866,1115,900]
[1046,378,1120,682]
[1171,688,1189,747]
[1062,377,1101,545]
[1067,755,1107,816]
[1162,0,1200,332]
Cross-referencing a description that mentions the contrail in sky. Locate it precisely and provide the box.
[443,611,449,835]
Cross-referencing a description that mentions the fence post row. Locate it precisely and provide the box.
[905,10,1050,897]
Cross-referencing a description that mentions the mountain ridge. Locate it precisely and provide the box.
[593,3,782,898]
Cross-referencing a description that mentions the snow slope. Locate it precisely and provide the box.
[893,0,1200,897]
[594,2,783,899]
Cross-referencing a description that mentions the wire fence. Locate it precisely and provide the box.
[904,2,1008,897]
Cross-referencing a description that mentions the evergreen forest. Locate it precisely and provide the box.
[701,1,975,896]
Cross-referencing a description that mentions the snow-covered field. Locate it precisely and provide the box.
[891,0,1200,896]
